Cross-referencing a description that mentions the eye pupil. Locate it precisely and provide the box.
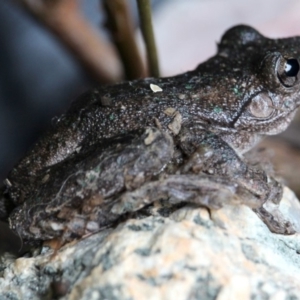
[284,59,299,77]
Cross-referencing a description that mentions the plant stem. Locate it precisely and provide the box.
[103,0,146,80]
[15,0,123,83]
[137,0,160,77]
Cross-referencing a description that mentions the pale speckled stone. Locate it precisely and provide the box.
[1,187,300,300]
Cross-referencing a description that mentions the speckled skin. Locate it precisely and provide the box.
[2,25,300,242]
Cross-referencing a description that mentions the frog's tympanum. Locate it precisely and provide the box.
[2,25,300,244]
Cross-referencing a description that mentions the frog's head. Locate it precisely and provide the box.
[197,25,300,135]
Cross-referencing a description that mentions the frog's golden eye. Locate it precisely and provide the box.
[277,57,299,87]
[249,93,273,118]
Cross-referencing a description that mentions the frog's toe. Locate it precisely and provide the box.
[253,206,296,235]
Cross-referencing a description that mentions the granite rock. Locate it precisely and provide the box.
[1,187,300,300]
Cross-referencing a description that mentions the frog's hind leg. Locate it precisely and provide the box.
[110,174,240,215]
[7,127,175,243]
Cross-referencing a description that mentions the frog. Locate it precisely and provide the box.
[2,24,300,244]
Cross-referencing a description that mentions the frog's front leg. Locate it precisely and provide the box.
[111,126,270,214]
[177,126,281,206]
[178,126,295,234]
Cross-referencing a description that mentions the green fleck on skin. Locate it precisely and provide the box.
[213,106,222,113]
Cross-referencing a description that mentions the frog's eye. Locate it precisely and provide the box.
[285,59,299,76]
[277,57,299,87]
[248,93,273,118]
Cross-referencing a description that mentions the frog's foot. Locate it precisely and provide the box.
[111,174,240,215]
[253,206,296,235]
[233,178,295,235]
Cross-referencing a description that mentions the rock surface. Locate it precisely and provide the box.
[1,187,300,300]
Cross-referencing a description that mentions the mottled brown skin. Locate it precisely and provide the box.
[2,25,300,243]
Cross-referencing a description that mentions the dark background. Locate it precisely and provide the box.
[0,0,91,179]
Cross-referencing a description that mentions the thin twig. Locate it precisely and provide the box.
[136,0,160,77]
[15,0,123,83]
[103,0,146,80]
